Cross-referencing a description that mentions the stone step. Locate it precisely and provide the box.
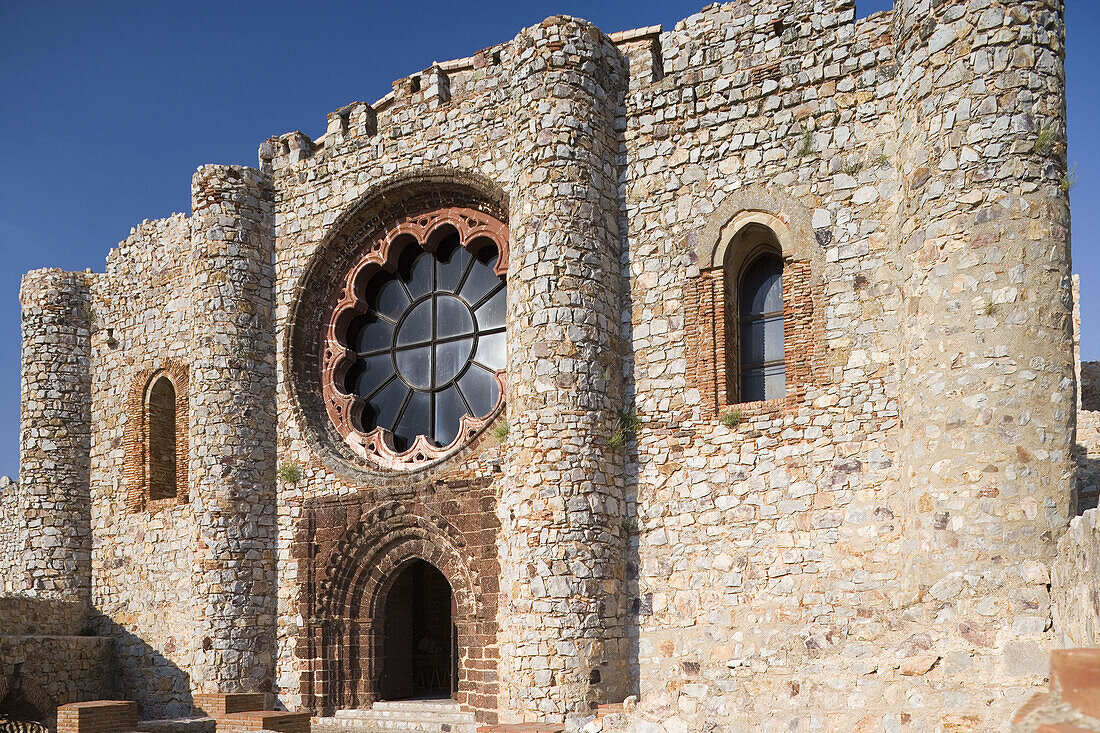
[369,700,464,713]
[134,717,217,733]
[335,710,474,721]
[314,721,429,726]
[1050,648,1100,719]
[320,701,478,733]
[322,718,477,732]
[333,715,476,727]
[475,725,565,733]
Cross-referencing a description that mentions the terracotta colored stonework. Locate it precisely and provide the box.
[321,206,509,470]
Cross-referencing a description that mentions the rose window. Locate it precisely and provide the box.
[323,208,508,469]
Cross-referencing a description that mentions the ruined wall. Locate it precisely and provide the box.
[0,596,113,728]
[88,213,200,718]
[1052,508,1100,648]
[0,476,19,594]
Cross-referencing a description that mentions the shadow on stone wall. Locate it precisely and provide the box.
[0,667,57,729]
[1075,451,1100,516]
[617,119,642,702]
[89,611,194,720]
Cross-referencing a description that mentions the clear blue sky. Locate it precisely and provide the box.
[0,0,1094,479]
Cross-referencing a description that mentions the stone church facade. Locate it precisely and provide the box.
[3,0,1099,730]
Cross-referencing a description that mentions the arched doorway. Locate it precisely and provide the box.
[379,559,456,700]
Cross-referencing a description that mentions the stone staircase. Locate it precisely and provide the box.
[314,699,479,733]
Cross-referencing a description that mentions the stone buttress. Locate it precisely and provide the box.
[499,16,630,721]
[17,269,94,603]
[892,0,1073,654]
[188,165,279,693]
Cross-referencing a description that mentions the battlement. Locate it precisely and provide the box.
[258,2,901,175]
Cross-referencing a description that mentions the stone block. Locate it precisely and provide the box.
[1050,648,1100,718]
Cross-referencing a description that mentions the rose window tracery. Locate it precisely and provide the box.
[323,207,508,469]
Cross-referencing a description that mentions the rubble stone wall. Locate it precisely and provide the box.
[18,269,93,602]
[87,212,200,719]
[0,635,113,728]
[0,476,19,594]
[498,16,630,719]
[1052,508,1100,648]
[186,165,277,696]
[11,0,1085,730]
[0,595,85,636]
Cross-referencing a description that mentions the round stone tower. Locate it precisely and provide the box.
[891,0,1073,637]
[498,16,630,721]
[188,164,278,693]
[18,268,94,602]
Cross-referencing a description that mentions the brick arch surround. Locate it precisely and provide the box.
[686,184,825,416]
[123,360,189,512]
[0,672,57,728]
[297,494,499,720]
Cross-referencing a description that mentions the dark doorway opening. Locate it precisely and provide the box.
[379,559,455,700]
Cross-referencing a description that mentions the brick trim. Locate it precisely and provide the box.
[123,360,189,512]
[688,210,822,418]
[322,206,509,470]
[295,490,499,720]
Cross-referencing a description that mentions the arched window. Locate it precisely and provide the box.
[125,362,188,512]
[723,224,785,403]
[146,375,178,500]
[738,254,785,401]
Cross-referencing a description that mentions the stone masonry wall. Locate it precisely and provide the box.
[19,268,93,602]
[613,0,1071,730]
[499,16,631,719]
[259,0,1075,726]
[267,25,517,717]
[0,635,113,728]
[1051,507,1100,649]
[88,212,200,719]
[187,165,277,695]
[0,476,19,594]
[19,0,1084,729]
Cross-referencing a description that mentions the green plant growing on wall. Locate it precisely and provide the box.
[1032,122,1057,155]
[842,159,864,176]
[720,409,743,428]
[277,460,302,483]
[872,153,890,167]
[984,302,996,316]
[79,302,97,324]
[1061,164,1078,193]
[796,129,814,158]
[610,407,641,450]
[493,420,509,441]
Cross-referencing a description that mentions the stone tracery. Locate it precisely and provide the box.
[322,207,509,470]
